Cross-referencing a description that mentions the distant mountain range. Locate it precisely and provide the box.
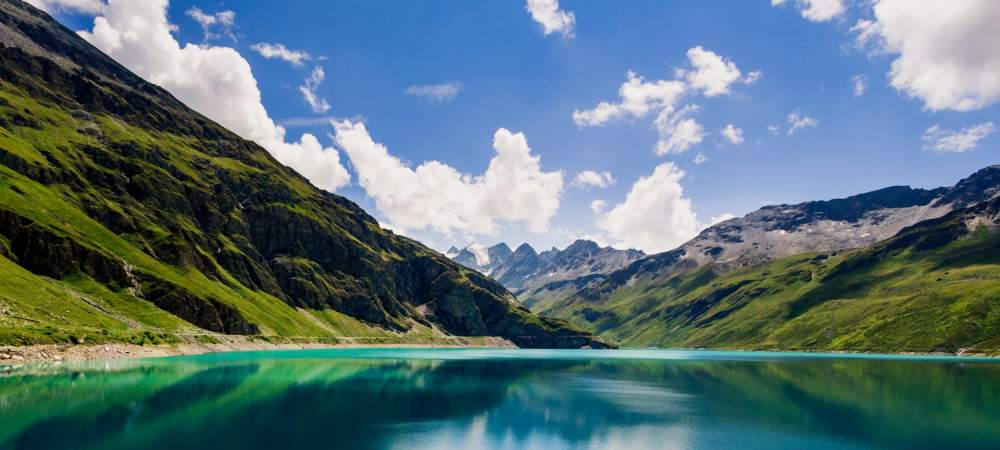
[523,165,1000,353]
[446,240,644,293]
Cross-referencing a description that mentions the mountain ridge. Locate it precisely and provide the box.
[447,239,644,293]
[0,0,607,348]
[528,165,1000,352]
[521,166,1000,313]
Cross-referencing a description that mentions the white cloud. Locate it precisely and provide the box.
[331,120,564,235]
[693,152,708,165]
[772,0,845,22]
[250,42,311,66]
[405,82,464,102]
[851,74,868,97]
[786,110,819,135]
[921,122,995,153]
[574,47,751,155]
[850,19,882,52]
[300,66,331,113]
[597,163,701,254]
[590,199,607,214]
[654,105,704,155]
[185,7,235,42]
[856,0,1000,111]
[742,70,763,85]
[525,0,575,38]
[710,213,736,225]
[768,125,782,135]
[79,0,349,192]
[681,46,743,97]
[721,124,744,145]
[571,170,615,188]
[24,0,104,14]
[572,71,687,126]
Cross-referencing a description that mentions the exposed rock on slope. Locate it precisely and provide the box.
[523,166,1000,311]
[542,193,1000,352]
[0,0,606,348]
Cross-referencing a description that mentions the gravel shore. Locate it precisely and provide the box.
[0,336,517,364]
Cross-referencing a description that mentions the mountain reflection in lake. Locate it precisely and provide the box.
[1,349,998,450]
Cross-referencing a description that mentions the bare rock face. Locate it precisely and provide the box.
[680,167,999,272]
[681,185,951,270]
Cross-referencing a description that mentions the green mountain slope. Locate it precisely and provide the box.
[542,196,1000,353]
[0,1,606,348]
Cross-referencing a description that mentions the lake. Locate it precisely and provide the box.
[1,349,998,449]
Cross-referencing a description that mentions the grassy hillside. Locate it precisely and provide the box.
[0,1,604,348]
[542,198,1000,354]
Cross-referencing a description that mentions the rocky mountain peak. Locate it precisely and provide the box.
[449,239,644,292]
[513,243,538,256]
[489,243,514,260]
[563,239,600,256]
[934,165,1000,209]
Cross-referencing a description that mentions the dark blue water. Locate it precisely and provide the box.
[1,349,999,449]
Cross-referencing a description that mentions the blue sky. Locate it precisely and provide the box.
[44,0,1000,253]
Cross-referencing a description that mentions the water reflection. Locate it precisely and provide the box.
[1,350,998,450]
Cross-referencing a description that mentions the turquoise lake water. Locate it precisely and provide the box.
[1,348,999,449]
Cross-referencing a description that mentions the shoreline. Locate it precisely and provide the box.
[1,340,996,365]
[0,336,517,364]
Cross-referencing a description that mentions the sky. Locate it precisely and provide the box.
[31,0,1000,254]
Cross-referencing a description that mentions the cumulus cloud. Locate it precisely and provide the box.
[24,0,103,14]
[721,124,744,145]
[185,7,235,42]
[597,163,701,254]
[681,47,744,97]
[767,125,782,135]
[300,66,331,113]
[571,71,686,127]
[590,199,607,214]
[574,47,752,155]
[250,42,311,66]
[693,152,708,165]
[525,0,575,38]
[786,110,819,135]
[771,0,845,22]
[854,0,1000,112]
[571,170,615,188]
[331,120,563,235]
[921,122,995,153]
[78,0,349,192]
[654,105,704,155]
[851,74,868,97]
[405,82,464,102]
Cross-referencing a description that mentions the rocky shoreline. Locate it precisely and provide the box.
[0,336,517,364]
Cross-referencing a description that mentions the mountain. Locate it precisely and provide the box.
[522,167,1000,312]
[0,1,607,349]
[446,243,513,276]
[533,166,1000,353]
[447,240,644,292]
